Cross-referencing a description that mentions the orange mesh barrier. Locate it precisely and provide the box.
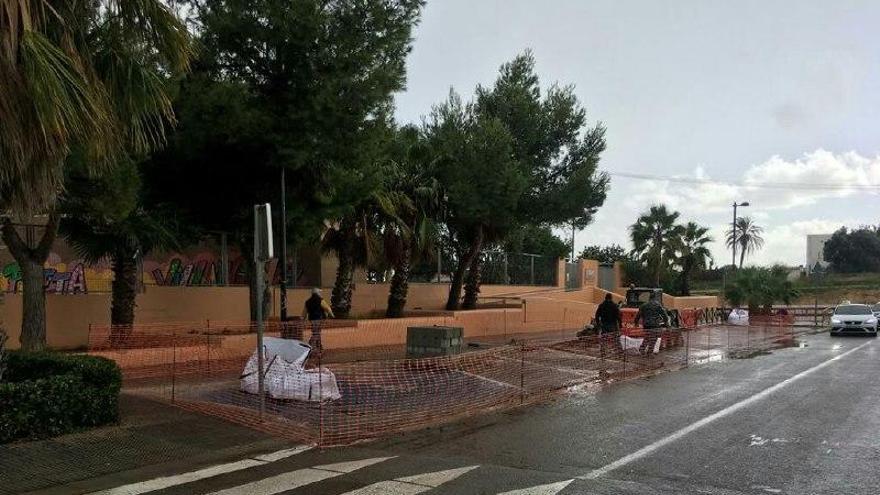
[88,315,807,447]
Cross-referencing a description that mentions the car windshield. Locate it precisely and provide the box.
[834,305,872,315]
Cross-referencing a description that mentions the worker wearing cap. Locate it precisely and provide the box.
[303,288,334,350]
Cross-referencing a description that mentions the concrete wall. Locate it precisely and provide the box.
[1,282,579,350]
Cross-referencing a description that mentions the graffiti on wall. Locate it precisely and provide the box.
[1,254,112,294]
[148,257,218,286]
[144,253,282,287]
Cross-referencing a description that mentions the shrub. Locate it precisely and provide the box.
[0,352,121,443]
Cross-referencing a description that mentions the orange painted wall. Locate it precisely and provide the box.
[1,283,584,350]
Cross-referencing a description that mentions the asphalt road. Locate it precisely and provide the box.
[61,332,880,495]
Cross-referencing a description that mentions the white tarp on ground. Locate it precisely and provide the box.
[240,337,341,402]
[728,308,749,326]
[619,334,662,355]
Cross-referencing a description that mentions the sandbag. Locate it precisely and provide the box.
[727,308,749,326]
[240,337,340,402]
[619,334,662,355]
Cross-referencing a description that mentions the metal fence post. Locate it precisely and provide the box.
[530,255,535,285]
[706,325,710,360]
[319,350,324,446]
[171,333,177,403]
[520,341,525,405]
[685,328,689,367]
[205,334,211,374]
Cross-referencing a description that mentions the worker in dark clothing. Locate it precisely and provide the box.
[595,293,621,357]
[634,292,668,356]
[595,293,621,333]
[303,288,334,351]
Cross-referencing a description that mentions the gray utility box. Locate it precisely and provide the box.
[406,326,463,358]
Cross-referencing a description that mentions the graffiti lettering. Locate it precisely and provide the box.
[150,258,218,286]
[2,261,90,294]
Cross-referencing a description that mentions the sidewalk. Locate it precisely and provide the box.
[0,393,297,495]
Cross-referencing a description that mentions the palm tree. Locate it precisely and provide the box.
[323,176,406,319]
[674,222,713,296]
[383,128,443,318]
[630,205,683,287]
[726,217,765,268]
[724,265,798,313]
[60,160,178,345]
[0,1,193,350]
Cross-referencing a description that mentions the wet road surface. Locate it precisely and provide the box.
[52,332,880,495]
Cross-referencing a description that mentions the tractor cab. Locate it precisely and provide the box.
[624,287,663,308]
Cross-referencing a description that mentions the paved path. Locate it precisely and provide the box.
[24,332,880,494]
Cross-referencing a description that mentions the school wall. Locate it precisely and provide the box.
[0,281,578,351]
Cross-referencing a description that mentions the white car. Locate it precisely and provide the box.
[830,304,878,337]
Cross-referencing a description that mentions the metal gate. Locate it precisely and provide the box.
[598,263,616,291]
[565,262,580,290]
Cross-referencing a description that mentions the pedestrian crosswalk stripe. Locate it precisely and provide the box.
[87,445,312,495]
[340,465,479,494]
[208,457,394,495]
[498,479,574,494]
[396,465,480,486]
[252,445,312,462]
[313,456,397,474]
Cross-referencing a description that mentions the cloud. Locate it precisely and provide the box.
[623,150,880,216]
[745,219,858,267]
[580,150,880,266]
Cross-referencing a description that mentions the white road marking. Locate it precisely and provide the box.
[458,369,523,391]
[341,465,479,495]
[396,465,479,486]
[88,446,313,495]
[209,456,394,495]
[498,479,574,494]
[252,445,312,462]
[580,340,873,479]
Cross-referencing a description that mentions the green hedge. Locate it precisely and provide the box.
[0,352,121,443]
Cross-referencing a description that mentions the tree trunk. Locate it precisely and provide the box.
[1,214,59,352]
[446,227,483,311]
[678,261,692,296]
[109,251,138,347]
[331,247,355,319]
[739,247,746,269]
[386,242,412,318]
[462,252,484,309]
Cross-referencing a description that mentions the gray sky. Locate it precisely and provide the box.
[393,0,880,266]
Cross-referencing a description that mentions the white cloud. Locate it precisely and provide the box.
[578,150,880,266]
[741,219,856,267]
[624,150,880,216]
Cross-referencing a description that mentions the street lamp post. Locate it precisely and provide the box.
[731,201,749,268]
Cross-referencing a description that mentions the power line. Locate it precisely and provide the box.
[607,171,880,191]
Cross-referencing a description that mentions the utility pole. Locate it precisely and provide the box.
[254,203,274,421]
[279,169,288,321]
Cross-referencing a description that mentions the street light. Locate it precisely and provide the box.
[731,201,750,268]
